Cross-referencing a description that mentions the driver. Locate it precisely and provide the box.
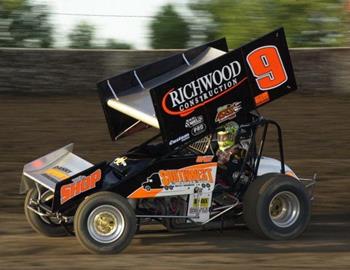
[216,122,245,186]
[216,122,241,164]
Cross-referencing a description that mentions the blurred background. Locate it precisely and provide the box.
[1,0,350,269]
[0,0,349,49]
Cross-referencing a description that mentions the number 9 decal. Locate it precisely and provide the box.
[246,46,288,91]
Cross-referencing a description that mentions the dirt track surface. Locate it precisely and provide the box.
[1,214,350,269]
[1,93,350,269]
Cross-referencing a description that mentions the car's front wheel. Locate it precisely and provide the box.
[74,192,136,254]
[243,173,311,240]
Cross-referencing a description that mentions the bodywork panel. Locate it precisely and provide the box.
[53,162,109,212]
[21,144,93,193]
[257,156,295,177]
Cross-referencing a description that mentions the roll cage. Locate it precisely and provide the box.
[126,114,286,191]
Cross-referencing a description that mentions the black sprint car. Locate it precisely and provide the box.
[21,28,315,254]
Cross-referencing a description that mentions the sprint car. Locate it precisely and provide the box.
[21,28,315,254]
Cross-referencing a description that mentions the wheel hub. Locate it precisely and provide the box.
[270,197,283,217]
[269,191,300,228]
[94,212,117,235]
[87,205,125,243]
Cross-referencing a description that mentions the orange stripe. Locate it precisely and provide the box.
[127,187,162,199]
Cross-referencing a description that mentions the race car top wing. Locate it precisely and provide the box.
[97,38,228,140]
[97,28,297,149]
[150,28,297,149]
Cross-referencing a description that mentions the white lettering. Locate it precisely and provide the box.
[169,90,183,107]
[212,70,223,85]
[230,61,241,77]
[183,83,194,100]
[197,73,213,91]
[191,80,202,96]
[166,61,242,111]
[222,65,232,81]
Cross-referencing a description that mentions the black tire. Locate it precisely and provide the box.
[74,191,136,254]
[24,189,68,237]
[243,173,311,240]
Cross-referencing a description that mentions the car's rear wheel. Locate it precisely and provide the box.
[24,188,68,237]
[243,173,311,240]
[74,192,136,254]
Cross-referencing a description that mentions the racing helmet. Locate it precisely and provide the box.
[217,122,239,151]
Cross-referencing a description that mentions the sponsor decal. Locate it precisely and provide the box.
[196,156,214,163]
[161,61,246,117]
[128,163,217,199]
[185,115,204,128]
[192,198,209,208]
[144,163,216,190]
[188,193,212,219]
[191,123,206,136]
[60,169,102,204]
[215,102,242,123]
[113,156,127,166]
[158,165,214,187]
[169,133,190,146]
[189,207,209,214]
[254,92,270,106]
[43,165,71,181]
[246,45,288,91]
[139,165,214,191]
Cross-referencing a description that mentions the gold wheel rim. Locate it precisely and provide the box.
[87,205,125,243]
[94,212,117,235]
